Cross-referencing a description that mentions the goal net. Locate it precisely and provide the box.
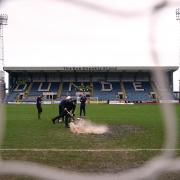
[76,96,99,104]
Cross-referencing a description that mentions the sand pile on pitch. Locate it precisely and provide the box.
[70,118,108,134]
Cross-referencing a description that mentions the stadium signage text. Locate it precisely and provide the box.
[63,67,118,71]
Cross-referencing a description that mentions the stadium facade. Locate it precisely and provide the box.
[3,66,178,103]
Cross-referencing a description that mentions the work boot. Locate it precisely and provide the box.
[51,119,55,124]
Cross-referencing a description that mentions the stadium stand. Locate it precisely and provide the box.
[3,66,177,103]
[5,91,19,102]
[28,82,42,96]
[124,81,154,102]
[93,82,120,100]
[61,82,71,97]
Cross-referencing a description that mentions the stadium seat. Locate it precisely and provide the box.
[124,82,154,102]
[93,82,121,100]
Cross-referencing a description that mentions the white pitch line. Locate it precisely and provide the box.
[1,148,180,152]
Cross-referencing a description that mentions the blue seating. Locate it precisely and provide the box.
[61,82,70,96]
[6,81,162,103]
[93,82,120,100]
[61,82,91,97]
[40,82,50,90]
[124,82,154,102]
[6,92,18,102]
[29,82,41,96]
[50,82,60,92]
[6,83,30,102]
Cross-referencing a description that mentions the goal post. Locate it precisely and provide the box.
[76,96,99,104]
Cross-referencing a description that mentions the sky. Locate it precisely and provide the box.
[0,0,180,90]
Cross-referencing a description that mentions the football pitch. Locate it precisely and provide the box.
[1,104,180,177]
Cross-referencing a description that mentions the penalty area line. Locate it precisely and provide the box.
[0,149,180,152]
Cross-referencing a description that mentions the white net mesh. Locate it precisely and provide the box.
[0,0,180,179]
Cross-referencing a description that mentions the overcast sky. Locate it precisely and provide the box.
[0,0,179,90]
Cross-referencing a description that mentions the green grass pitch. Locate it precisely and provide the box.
[1,104,180,175]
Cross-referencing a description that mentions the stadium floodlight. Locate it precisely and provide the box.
[0,14,8,25]
[0,14,7,103]
[176,8,180,103]
[176,8,180,21]
[0,14,8,68]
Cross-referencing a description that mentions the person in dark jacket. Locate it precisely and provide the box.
[80,93,87,116]
[58,99,65,122]
[52,96,76,128]
[51,98,66,124]
[63,97,77,128]
[36,95,43,120]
